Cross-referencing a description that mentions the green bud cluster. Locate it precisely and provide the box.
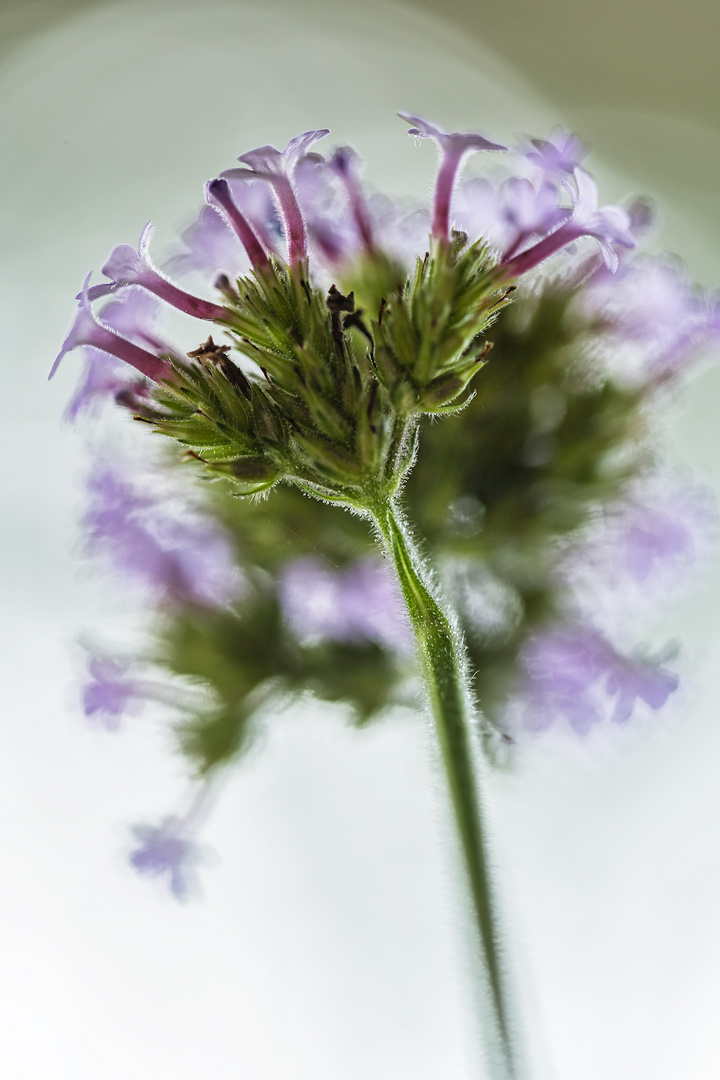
[144,241,512,510]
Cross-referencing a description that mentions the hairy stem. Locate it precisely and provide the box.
[371,497,518,1080]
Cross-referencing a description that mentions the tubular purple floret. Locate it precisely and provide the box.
[84,223,229,321]
[498,167,635,279]
[329,147,375,252]
[398,112,508,242]
[51,274,175,384]
[222,129,330,265]
[206,179,271,273]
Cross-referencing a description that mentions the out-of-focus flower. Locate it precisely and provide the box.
[517,626,678,733]
[129,816,201,901]
[279,556,412,652]
[523,128,588,180]
[82,656,142,730]
[500,168,635,277]
[83,466,241,607]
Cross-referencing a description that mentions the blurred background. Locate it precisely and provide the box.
[2,0,720,1078]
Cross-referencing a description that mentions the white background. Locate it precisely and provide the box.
[2,1,720,1077]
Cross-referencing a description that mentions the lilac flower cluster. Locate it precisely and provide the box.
[51,116,644,401]
[56,113,718,898]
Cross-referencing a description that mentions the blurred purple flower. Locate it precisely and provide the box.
[292,152,360,265]
[83,466,241,607]
[524,129,588,180]
[606,656,678,724]
[83,656,142,731]
[518,625,678,732]
[498,178,570,259]
[205,179,271,273]
[129,816,201,901]
[584,257,717,377]
[279,556,412,652]
[616,501,697,582]
[167,204,250,282]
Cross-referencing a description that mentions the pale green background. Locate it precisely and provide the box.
[2,2,719,1079]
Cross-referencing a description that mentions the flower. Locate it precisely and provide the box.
[205,179,271,273]
[51,274,174,383]
[83,466,241,607]
[221,129,330,264]
[605,655,678,724]
[82,656,142,730]
[85,223,228,321]
[64,291,167,420]
[499,168,635,277]
[523,128,588,180]
[398,112,507,241]
[129,816,201,901]
[517,625,679,733]
[279,556,412,652]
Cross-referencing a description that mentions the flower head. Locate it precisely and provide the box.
[83,465,241,607]
[517,626,679,733]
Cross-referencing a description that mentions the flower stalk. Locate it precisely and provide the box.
[371,496,517,1080]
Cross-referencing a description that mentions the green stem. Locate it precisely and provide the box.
[371,497,517,1080]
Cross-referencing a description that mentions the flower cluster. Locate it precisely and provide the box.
[56,114,717,895]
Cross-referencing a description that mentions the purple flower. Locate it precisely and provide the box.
[82,656,142,731]
[520,627,609,732]
[279,556,412,652]
[205,179,271,273]
[166,205,250,282]
[518,625,679,732]
[64,349,133,422]
[615,502,697,582]
[524,128,588,180]
[129,816,201,901]
[51,274,175,384]
[606,656,678,724]
[85,223,228,321]
[64,291,167,421]
[500,168,635,278]
[291,151,363,266]
[497,178,570,260]
[328,146,376,253]
[83,466,241,607]
[583,257,716,377]
[398,112,507,242]
[222,130,330,264]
